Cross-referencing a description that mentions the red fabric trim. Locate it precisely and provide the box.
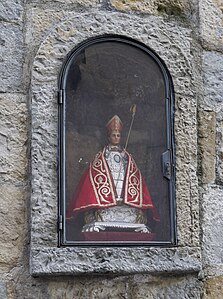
[66,147,159,220]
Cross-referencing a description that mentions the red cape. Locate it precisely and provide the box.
[66,147,159,220]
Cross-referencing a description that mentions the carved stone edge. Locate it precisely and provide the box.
[30,246,202,276]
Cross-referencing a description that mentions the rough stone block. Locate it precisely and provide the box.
[0,94,28,183]
[47,274,202,298]
[203,275,223,299]
[155,0,193,16]
[174,94,199,246]
[202,187,223,268]
[31,247,201,276]
[25,9,65,46]
[131,274,202,299]
[0,281,6,299]
[110,0,157,14]
[26,4,100,46]
[48,278,127,299]
[52,0,99,4]
[203,51,223,110]
[0,0,23,22]
[0,23,24,92]
[199,0,223,51]
[216,120,223,183]
[0,185,27,267]
[31,83,58,247]
[110,0,192,16]
[198,110,216,184]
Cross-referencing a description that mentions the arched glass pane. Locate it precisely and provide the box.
[59,37,175,245]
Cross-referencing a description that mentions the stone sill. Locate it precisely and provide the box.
[30,246,201,276]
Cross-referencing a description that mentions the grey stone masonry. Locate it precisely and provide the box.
[0,23,24,92]
[0,0,222,297]
[0,0,23,22]
[30,10,201,275]
[31,247,201,276]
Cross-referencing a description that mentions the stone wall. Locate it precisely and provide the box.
[0,0,222,298]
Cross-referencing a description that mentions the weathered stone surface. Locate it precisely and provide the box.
[110,0,157,14]
[202,51,223,111]
[0,281,7,299]
[52,0,99,4]
[27,10,197,96]
[174,94,199,246]
[155,0,193,16]
[203,275,223,299]
[198,110,216,184]
[25,9,65,46]
[31,82,58,247]
[0,185,27,267]
[202,51,223,188]
[0,23,24,92]
[0,94,28,183]
[26,5,102,47]
[131,274,202,299]
[0,0,23,22]
[12,272,202,299]
[216,119,223,183]
[202,186,223,271]
[199,0,223,51]
[6,281,16,299]
[110,0,193,17]
[48,277,127,299]
[46,274,202,299]
[31,247,201,275]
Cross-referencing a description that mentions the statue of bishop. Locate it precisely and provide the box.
[66,115,159,234]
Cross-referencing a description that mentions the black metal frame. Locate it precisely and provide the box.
[58,35,176,247]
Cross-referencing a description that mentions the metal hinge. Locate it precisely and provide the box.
[58,89,64,105]
[58,215,63,230]
[161,150,172,180]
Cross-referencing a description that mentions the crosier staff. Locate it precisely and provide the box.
[124,104,137,151]
[114,105,137,192]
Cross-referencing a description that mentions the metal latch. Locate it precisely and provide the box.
[58,215,63,230]
[58,89,64,104]
[162,150,171,180]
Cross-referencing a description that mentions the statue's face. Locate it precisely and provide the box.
[108,132,121,146]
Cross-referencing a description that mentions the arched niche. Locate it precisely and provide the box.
[58,35,176,246]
